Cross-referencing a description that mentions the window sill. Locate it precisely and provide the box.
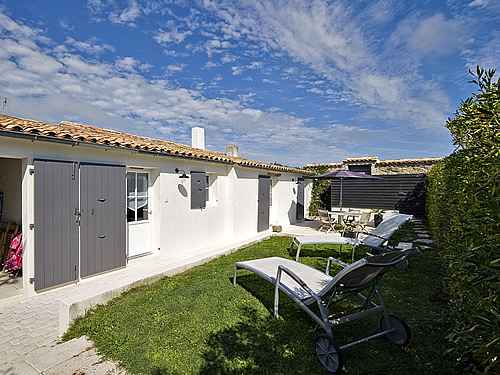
[128,220,150,226]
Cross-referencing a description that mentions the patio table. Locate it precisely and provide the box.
[329,210,362,232]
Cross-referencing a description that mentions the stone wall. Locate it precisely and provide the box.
[374,164,435,175]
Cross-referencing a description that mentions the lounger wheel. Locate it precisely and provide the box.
[379,314,411,346]
[314,334,343,374]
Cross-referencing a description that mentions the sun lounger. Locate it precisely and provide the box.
[233,249,416,374]
[292,213,412,262]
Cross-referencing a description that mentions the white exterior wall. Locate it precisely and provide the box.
[0,136,306,295]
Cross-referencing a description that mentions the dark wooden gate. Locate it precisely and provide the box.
[257,176,271,232]
[329,174,426,216]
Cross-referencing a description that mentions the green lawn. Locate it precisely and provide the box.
[65,223,458,374]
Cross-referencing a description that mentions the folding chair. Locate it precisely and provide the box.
[234,249,416,374]
[317,209,336,233]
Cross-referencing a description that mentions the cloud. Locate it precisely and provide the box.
[1,9,381,164]
[65,37,115,55]
[109,0,141,25]
[166,63,185,72]
[469,0,489,8]
[391,14,465,57]
[87,0,141,25]
[463,32,500,71]
[202,0,451,129]
[154,22,191,44]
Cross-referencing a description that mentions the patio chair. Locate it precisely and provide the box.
[353,210,373,232]
[292,213,412,262]
[233,249,416,374]
[317,209,335,233]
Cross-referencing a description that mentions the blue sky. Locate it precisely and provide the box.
[0,0,498,165]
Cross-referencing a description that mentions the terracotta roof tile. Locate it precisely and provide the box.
[0,114,311,175]
[344,156,379,164]
[375,157,441,166]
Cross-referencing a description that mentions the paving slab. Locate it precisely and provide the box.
[0,360,39,375]
[415,238,434,245]
[43,346,125,375]
[25,337,92,372]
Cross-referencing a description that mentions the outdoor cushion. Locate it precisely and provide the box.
[235,257,334,301]
[294,234,352,246]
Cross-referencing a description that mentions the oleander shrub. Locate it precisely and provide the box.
[426,67,500,373]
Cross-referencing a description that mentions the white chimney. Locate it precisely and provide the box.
[225,144,239,157]
[191,127,205,149]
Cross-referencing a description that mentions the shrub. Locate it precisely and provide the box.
[305,165,331,216]
[426,67,500,373]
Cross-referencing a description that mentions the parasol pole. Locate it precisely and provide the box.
[339,177,343,210]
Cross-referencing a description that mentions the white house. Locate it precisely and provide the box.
[0,114,312,296]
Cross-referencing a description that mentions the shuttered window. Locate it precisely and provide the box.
[191,171,207,209]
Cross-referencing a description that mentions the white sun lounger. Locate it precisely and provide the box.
[292,213,413,262]
[233,249,416,374]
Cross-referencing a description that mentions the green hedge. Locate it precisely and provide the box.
[426,67,500,373]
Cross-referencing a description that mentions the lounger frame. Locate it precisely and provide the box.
[233,251,414,358]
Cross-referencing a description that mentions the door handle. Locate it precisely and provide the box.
[97,198,107,202]
[97,235,106,239]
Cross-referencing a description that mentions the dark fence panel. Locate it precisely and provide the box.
[329,174,426,217]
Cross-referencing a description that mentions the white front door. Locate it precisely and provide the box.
[127,171,151,258]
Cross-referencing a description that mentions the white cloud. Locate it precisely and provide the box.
[59,20,74,31]
[1,10,379,164]
[166,63,185,72]
[87,0,142,25]
[109,0,141,25]
[65,37,115,55]
[469,0,489,8]
[154,21,191,44]
[202,0,452,129]
[391,14,465,57]
[464,32,500,70]
[115,56,140,71]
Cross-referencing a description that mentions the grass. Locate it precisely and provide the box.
[65,223,458,374]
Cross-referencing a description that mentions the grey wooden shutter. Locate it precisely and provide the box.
[80,163,126,277]
[34,160,79,290]
[191,171,207,209]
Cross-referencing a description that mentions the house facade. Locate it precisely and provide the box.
[0,114,312,296]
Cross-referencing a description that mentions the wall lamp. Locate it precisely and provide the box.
[175,168,189,179]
